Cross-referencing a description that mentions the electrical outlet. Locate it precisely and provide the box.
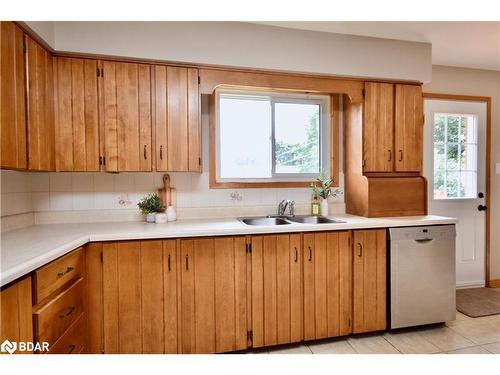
[229,191,243,202]
[118,194,132,206]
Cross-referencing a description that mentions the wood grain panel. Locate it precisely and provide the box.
[102,61,118,171]
[167,66,189,171]
[102,242,118,353]
[289,234,303,343]
[141,240,164,353]
[187,68,201,171]
[180,240,195,353]
[49,313,86,354]
[138,64,152,171]
[395,84,423,172]
[1,22,27,169]
[0,277,33,354]
[233,236,248,350]
[276,234,290,344]
[314,233,328,339]
[263,236,278,346]
[251,236,264,348]
[326,232,340,338]
[193,239,216,353]
[339,231,353,336]
[85,242,103,354]
[163,239,178,354]
[154,65,168,171]
[363,82,394,173]
[303,233,315,340]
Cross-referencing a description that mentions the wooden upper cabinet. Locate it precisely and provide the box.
[25,36,55,171]
[352,229,387,334]
[0,22,26,170]
[101,61,152,172]
[251,234,303,348]
[363,82,394,172]
[180,237,247,354]
[395,84,423,172]
[303,231,352,341]
[154,66,201,172]
[54,57,99,171]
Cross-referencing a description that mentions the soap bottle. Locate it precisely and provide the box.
[311,193,321,216]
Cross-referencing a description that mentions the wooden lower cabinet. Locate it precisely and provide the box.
[0,277,33,354]
[180,237,247,353]
[352,229,387,333]
[251,234,302,347]
[303,231,352,340]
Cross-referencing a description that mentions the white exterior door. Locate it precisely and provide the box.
[423,99,487,288]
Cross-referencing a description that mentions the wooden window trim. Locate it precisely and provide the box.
[209,93,340,189]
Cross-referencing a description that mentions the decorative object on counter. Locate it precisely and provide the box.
[158,174,177,216]
[137,193,165,223]
[311,193,321,216]
[166,206,177,222]
[310,170,333,216]
[155,213,168,224]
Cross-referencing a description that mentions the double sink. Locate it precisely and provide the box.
[239,215,345,226]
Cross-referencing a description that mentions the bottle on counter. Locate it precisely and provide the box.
[311,193,321,216]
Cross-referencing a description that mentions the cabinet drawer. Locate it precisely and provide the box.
[34,278,85,345]
[34,247,84,303]
[48,313,86,354]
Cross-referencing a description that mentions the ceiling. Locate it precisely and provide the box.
[255,22,500,71]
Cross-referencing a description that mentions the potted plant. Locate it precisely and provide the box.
[138,193,164,223]
[310,170,333,216]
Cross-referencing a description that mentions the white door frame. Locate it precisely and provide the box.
[423,93,492,287]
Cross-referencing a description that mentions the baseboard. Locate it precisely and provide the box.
[488,279,500,288]
[456,280,485,289]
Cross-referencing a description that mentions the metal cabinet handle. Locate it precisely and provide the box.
[308,246,313,262]
[294,247,298,263]
[59,306,75,319]
[388,150,392,162]
[185,254,189,271]
[167,254,171,272]
[67,344,76,354]
[144,145,147,160]
[57,266,74,278]
[398,149,403,162]
[160,145,163,160]
[357,243,363,257]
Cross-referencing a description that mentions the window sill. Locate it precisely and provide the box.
[209,180,339,189]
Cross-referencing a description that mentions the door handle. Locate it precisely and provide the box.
[398,150,403,162]
[185,254,189,271]
[478,205,487,211]
[57,266,74,278]
[59,306,75,319]
[388,150,392,162]
[143,145,147,160]
[308,246,312,262]
[160,145,163,160]
[415,238,434,243]
[294,247,298,263]
[167,254,171,272]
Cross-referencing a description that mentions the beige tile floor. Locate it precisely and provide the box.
[249,312,500,354]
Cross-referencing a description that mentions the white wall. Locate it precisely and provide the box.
[24,21,55,48]
[423,65,500,280]
[47,21,431,83]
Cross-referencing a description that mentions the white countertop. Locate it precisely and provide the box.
[0,214,457,286]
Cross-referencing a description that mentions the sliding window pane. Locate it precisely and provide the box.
[274,102,320,174]
[219,95,272,178]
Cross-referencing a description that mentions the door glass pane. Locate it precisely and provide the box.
[274,102,320,174]
[219,95,272,178]
[433,113,478,199]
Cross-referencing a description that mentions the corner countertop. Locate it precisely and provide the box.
[0,214,457,287]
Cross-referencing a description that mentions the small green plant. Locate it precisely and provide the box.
[137,193,164,215]
[310,170,333,200]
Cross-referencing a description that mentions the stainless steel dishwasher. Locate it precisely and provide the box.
[389,225,456,329]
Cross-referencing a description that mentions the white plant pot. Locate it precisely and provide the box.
[146,213,156,223]
[321,199,329,217]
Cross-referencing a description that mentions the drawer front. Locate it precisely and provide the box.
[34,278,85,345]
[49,313,86,354]
[34,247,84,303]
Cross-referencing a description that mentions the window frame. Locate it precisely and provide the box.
[432,112,479,201]
[213,88,331,186]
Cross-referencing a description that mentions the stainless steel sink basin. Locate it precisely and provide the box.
[239,217,291,226]
[287,215,344,224]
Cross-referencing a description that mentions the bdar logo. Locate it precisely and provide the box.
[1,339,17,354]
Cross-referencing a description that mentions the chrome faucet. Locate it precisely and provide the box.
[277,199,295,217]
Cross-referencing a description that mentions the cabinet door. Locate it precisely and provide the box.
[180,237,247,353]
[26,36,55,171]
[303,232,352,341]
[103,240,169,353]
[395,84,423,172]
[353,229,387,333]
[0,22,26,169]
[102,61,152,172]
[0,277,33,354]
[154,66,201,172]
[251,234,302,348]
[363,82,394,172]
[54,57,99,171]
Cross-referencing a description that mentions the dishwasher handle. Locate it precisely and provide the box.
[415,238,434,243]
